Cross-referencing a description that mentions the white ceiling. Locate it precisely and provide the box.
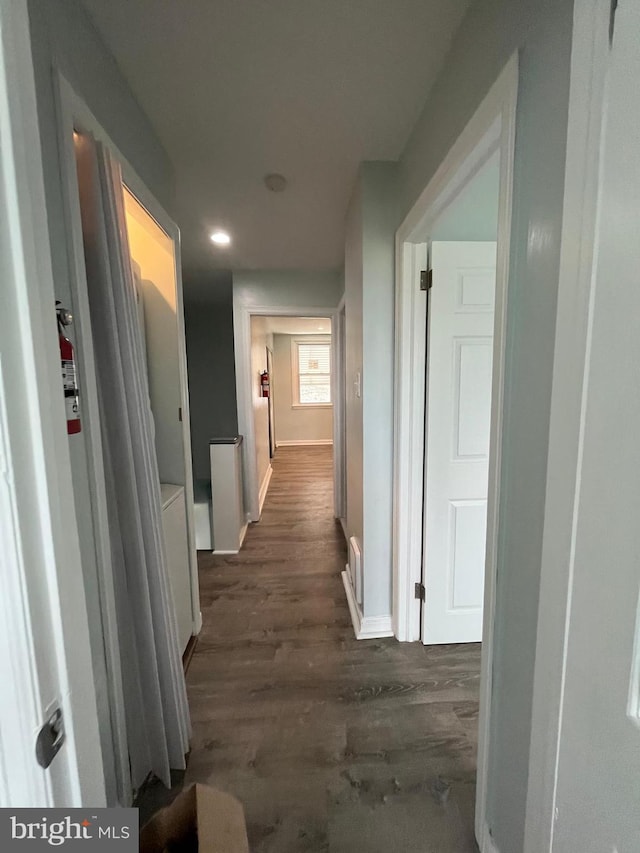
[81,0,469,273]
[264,317,331,336]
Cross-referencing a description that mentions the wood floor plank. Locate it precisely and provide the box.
[185,446,480,852]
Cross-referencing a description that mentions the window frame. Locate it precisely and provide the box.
[290,336,332,408]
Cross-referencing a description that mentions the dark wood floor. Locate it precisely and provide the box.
[185,446,481,852]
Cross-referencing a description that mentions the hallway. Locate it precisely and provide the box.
[185,446,480,852]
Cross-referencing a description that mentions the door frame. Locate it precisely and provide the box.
[266,344,276,457]
[334,296,347,525]
[55,73,201,640]
[234,302,343,522]
[523,2,612,850]
[0,0,105,806]
[392,54,518,849]
[52,72,203,803]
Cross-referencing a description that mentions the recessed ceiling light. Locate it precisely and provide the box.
[210,230,231,246]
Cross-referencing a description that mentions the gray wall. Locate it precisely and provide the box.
[344,163,399,619]
[395,1,575,850]
[233,269,343,310]
[28,0,174,217]
[344,179,364,568]
[272,334,333,444]
[184,273,238,482]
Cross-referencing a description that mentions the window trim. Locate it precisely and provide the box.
[290,336,332,408]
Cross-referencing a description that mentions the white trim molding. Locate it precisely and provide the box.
[391,53,519,849]
[258,464,273,516]
[341,572,394,640]
[276,439,333,447]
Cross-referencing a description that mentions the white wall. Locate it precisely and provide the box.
[272,334,333,444]
[250,317,271,496]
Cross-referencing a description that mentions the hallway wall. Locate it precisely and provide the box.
[344,163,398,619]
[272,334,333,445]
[184,272,238,482]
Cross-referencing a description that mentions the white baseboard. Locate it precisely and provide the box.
[258,464,273,515]
[341,571,394,640]
[212,516,250,556]
[276,439,333,447]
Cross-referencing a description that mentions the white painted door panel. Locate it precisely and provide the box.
[422,242,496,645]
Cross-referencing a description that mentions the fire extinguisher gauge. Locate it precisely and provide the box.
[55,301,73,326]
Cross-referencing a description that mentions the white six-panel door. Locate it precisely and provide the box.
[422,241,497,645]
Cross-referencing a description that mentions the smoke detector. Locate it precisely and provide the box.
[264,173,287,193]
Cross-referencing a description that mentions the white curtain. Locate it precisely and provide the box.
[76,135,190,791]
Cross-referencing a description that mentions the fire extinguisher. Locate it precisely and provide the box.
[260,370,270,398]
[56,302,81,435]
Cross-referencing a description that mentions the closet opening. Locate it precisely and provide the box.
[122,188,198,656]
[58,80,200,806]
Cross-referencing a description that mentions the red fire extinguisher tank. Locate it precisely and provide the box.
[57,303,81,435]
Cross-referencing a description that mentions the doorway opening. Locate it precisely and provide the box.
[248,315,334,515]
[392,57,517,849]
[55,75,199,807]
[234,304,344,527]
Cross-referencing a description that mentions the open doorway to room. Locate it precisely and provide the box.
[420,152,499,646]
[393,58,517,849]
[234,303,344,527]
[249,315,334,513]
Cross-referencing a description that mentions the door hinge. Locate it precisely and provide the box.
[419,269,433,291]
[178,407,183,422]
[414,582,426,602]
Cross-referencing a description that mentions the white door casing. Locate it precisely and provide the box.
[539,2,640,850]
[422,242,497,645]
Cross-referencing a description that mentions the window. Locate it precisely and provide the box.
[292,338,331,406]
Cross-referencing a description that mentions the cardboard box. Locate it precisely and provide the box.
[140,784,249,853]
